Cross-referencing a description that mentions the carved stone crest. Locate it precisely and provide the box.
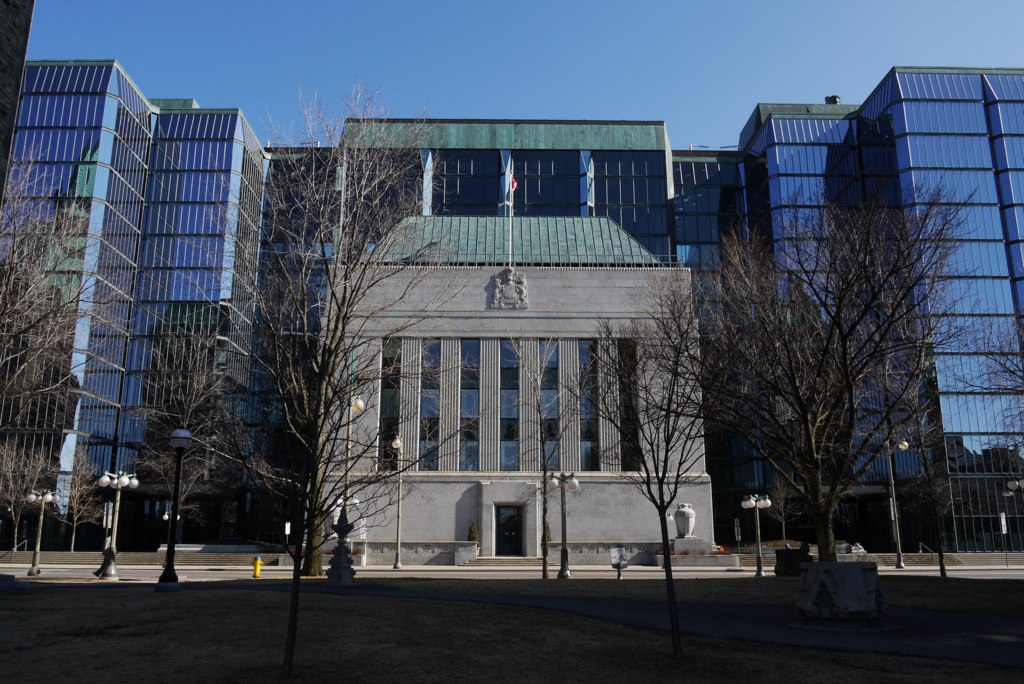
[490,267,529,310]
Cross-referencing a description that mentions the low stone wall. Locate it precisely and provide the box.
[542,542,662,566]
[361,541,479,566]
[655,554,740,568]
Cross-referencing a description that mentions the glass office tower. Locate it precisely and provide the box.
[713,68,1024,552]
[7,61,265,549]
[12,62,154,477]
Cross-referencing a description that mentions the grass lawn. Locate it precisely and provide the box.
[0,578,1021,683]
[372,574,1024,617]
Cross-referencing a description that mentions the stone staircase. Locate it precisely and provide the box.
[460,556,546,567]
[736,552,1024,568]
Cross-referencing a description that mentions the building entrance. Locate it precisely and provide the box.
[495,505,523,556]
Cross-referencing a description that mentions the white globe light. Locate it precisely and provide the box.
[352,396,366,413]
[117,475,130,488]
[42,492,54,503]
[548,477,558,491]
[391,437,402,451]
[129,477,140,489]
[567,477,580,491]
[896,440,909,451]
[163,512,170,521]
[757,497,771,509]
[26,493,37,503]
[741,497,754,509]
[1009,480,1021,491]
[169,427,193,451]
[98,475,111,487]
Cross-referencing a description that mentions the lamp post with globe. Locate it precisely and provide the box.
[95,471,139,579]
[741,493,771,577]
[392,437,404,569]
[25,490,54,576]
[158,427,192,587]
[548,473,579,579]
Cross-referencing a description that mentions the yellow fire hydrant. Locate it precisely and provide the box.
[252,555,263,579]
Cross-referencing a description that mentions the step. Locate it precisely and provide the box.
[462,556,546,566]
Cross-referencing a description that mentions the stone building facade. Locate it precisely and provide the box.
[350,220,712,564]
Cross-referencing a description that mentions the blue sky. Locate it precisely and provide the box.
[26,0,1024,149]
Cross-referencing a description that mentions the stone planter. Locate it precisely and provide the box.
[796,561,886,619]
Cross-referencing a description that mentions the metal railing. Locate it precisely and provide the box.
[918,542,937,565]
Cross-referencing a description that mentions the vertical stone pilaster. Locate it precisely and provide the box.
[399,337,421,470]
[519,338,540,471]
[439,338,460,471]
[559,338,581,472]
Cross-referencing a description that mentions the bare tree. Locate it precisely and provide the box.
[591,267,709,659]
[765,473,802,542]
[0,162,86,448]
[0,442,54,550]
[698,198,962,562]
[60,452,104,551]
[250,95,453,676]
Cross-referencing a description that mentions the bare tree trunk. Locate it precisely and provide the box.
[811,511,836,562]
[658,510,682,659]
[540,487,549,579]
[70,522,77,552]
[933,502,948,578]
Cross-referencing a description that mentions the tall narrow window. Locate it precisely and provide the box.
[618,339,641,471]
[460,339,480,471]
[579,339,600,471]
[378,338,401,470]
[419,339,440,470]
[540,340,559,470]
[499,340,519,471]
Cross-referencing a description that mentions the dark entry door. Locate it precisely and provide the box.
[495,506,523,556]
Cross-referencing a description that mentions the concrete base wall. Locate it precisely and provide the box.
[361,473,715,559]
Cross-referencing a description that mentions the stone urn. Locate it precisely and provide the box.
[675,503,696,539]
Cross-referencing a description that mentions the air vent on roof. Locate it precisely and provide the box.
[825,95,841,105]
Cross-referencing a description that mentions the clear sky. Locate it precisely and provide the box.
[25,0,1024,150]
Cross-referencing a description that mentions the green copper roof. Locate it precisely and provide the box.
[391,216,662,266]
[345,119,669,151]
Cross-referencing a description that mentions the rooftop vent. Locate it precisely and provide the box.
[825,95,841,105]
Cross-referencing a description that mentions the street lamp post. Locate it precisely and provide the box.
[392,437,403,570]
[158,427,192,587]
[548,472,579,579]
[95,471,139,579]
[741,494,771,577]
[342,395,365,513]
[25,490,54,576]
[887,440,910,569]
[999,481,1021,561]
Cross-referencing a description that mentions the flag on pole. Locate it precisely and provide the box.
[507,175,517,267]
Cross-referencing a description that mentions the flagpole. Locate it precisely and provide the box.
[508,174,514,268]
